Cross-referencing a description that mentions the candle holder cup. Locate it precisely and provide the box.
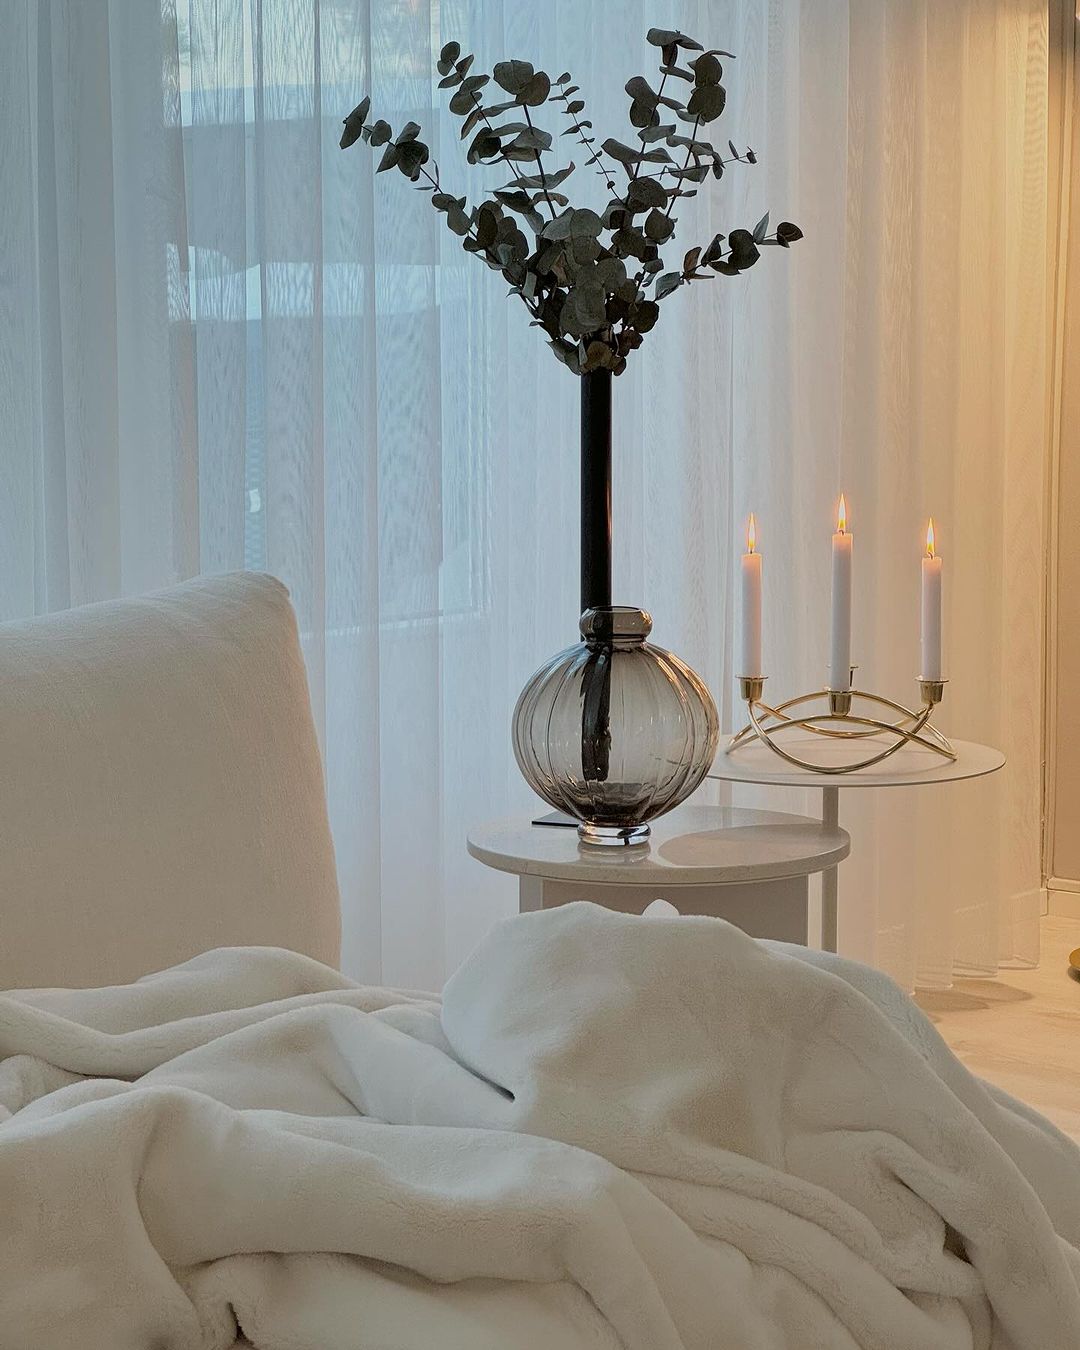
[728,668,954,775]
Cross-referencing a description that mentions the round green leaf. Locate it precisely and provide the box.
[519,72,551,106]
[692,52,723,85]
[687,84,726,122]
[493,59,535,94]
[627,177,667,210]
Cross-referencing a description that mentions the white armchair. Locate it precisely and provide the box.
[0,572,341,989]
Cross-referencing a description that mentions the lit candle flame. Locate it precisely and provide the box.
[926,517,936,559]
[836,493,848,535]
[746,513,757,554]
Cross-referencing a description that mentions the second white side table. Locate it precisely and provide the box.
[709,733,1006,952]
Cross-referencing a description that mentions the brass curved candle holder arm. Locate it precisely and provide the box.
[726,674,954,775]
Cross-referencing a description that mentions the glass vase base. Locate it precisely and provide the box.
[577,821,651,848]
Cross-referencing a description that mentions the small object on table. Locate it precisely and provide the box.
[468,802,850,948]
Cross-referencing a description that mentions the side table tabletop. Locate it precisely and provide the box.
[468,802,850,948]
[708,734,1005,952]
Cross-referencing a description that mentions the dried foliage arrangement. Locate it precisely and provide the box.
[340,27,801,376]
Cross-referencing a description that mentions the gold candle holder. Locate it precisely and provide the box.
[728,669,954,774]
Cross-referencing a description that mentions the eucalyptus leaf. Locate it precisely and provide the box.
[569,234,602,265]
[776,220,803,245]
[449,84,481,115]
[692,52,723,86]
[569,207,602,237]
[440,41,461,65]
[494,188,533,213]
[459,107,484,138]
[519,72,551,106]
[629,99,660,130]
[655,272,682,299]
[644,208,675,241]
[626,177,668,210]
[601,138,672,165]
[582,341,619,372]
[727,228,760,268]
[467,130,501,164]
[633,299,660,331]
[508,127,552,152]
[687,84,726,122]
[367,119,392,147]
[493,59,535,95]
[561,280,607,334]
[339,97,370,149]
[541,209,575,241]
[395,139,429,180]
[611,225,650,260]
[474,206,499,248]
[592,256,627,291]
[753,211,770,243]
[624,75,657,102]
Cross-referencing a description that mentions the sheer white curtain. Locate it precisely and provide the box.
[0,0,1048,989]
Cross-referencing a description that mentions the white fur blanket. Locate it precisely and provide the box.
[1,902,1078,1350]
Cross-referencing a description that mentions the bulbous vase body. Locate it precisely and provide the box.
[512,606,719,846]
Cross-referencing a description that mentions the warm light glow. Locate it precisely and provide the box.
[836,493,848,535]
[925,517,936,559]
[746,513,757,554]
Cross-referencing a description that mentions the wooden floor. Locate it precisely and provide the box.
[915,915,1080,1139]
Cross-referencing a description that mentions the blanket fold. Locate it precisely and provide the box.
[1,902,1077,1350]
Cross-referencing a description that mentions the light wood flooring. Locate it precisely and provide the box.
[915,915,1080,1139]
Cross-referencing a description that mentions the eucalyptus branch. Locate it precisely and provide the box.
[557,83,618,190]
[521,105,558,218]
[340,27,801,380]
[625,70,669,188]
[629,114,702,293]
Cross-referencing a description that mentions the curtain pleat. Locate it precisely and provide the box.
[0,0,1050,989]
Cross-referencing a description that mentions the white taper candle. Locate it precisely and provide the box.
[920,517,943,680]
[739,514,763,677]
[827,494,853,691]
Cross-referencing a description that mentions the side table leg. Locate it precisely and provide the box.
[519,875,544,914]
[821,786,840,954]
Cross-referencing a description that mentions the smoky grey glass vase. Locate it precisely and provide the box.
[512,607,720,846]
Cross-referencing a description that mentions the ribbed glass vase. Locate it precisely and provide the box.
[512,606,719,846]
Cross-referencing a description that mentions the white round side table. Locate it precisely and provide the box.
[468,801,850,948]
[708,734,1005,952]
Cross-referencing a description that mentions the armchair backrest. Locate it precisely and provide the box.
[0,573,341,988]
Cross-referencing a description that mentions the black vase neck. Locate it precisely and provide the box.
[580,369,612,616]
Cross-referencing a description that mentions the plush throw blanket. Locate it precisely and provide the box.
[1,903,1078,1350]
